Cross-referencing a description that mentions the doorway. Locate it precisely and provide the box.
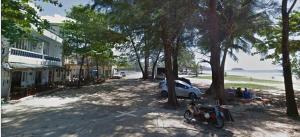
[35,71,42,85]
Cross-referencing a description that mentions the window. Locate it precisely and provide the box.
[30,40,38,50]
[29,72,34,80]
[43,42,49,55]
[15,39,22,49]
[57,69,61,77]
[15,39,28,50]
[175,82,186,89]
[58,70,61,77]
[22,72,26,81]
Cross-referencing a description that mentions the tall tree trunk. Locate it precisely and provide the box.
[195,62,199,77]
[152,49,162,79]
[163,38,178,106]
[144,49,150,79]
[78,55,85,88]
[281,0,299,117]
[220,47,228,97]
[208,0,224,105]
[86,57,90,81]
[131,38,145,77]
[96,59,99,79]
[102,65,105,79]
[173,41,180,79]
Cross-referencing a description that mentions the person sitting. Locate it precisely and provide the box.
[243,88,252,99]
[236,87,243,98]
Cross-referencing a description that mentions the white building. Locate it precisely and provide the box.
[1,27,64,99]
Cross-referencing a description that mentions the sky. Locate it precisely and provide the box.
[36,0,300,70]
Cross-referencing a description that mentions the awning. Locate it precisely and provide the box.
[9,62,44,69]
[8,62,62,70]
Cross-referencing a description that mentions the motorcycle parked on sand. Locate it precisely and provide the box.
[184,102,225,128]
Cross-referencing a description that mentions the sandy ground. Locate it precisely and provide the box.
[2,76,300,137]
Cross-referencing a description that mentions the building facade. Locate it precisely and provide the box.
[1,28,63,98]
[64,56,116,81]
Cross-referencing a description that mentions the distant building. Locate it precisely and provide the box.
[1,26,63,99]
[64,55,116,81]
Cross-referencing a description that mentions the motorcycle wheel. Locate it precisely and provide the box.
[214,116,224,128]
[184,110,193,122]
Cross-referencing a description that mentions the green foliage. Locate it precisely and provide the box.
[197,0,272,62]
[178,47,195,70]
[115,56,129,68]
[1,0,61,42]
[93,0,166,74]
[291,55,300,78]
[255,11,300,75]
[61,5,125,58]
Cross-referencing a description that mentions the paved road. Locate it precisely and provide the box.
[2,75,300,137]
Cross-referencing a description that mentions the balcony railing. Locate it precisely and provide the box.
[10,48,61,62]
[10,48,43,59]
[44,55,61,62]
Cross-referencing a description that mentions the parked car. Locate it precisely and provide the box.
[159,80,204,99]
[120,71,126,77]
[111,73,122,79]
[159,78,191,88]
[177,77,191,85]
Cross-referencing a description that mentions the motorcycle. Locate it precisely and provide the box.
[184,102,225,128]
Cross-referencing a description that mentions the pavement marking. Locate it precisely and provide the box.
[116,110,137,118]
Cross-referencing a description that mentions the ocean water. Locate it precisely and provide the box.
[200,70,300,91]
[226,70,284,81]
[202,70,299,82]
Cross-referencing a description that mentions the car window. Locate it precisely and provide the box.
[175,82,186,88]
[175,80,190,87]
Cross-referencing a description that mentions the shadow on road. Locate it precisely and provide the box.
[2,78,300,137]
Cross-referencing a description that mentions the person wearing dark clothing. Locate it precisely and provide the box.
[236,87,243,98]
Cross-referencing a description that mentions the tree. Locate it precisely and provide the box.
[206,0,224,104]
[61,5,124,87]
[290,12,300,79]
[177,47,195,72]
[109,1,162,80]
[1,0,61,42]
[93,0,198,106]
[191,60,200,77]
[218,0,272,100]
[281,0,299,117]
[158,0,198,107]
[255,3,299,116]
[195,0,273,104]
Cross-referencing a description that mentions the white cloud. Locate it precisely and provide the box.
[41,14,71,23]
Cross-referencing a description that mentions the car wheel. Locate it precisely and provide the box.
[189,93,197,100]
[184,110,193,122]
[161,90,168,98]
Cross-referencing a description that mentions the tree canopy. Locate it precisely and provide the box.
[1,0,62,42]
